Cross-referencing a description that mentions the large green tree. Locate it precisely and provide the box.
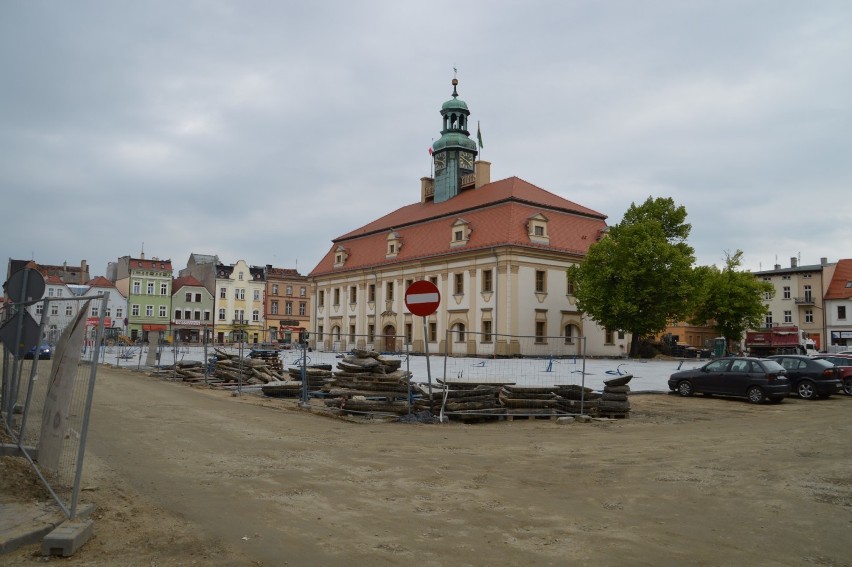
[690,250,773,347]
[568,197,696,356]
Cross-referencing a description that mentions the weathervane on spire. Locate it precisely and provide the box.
[452,67,459,97]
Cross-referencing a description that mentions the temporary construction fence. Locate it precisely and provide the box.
[1,293,108,520]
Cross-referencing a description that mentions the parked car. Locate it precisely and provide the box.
[668,357,790,404]
[767,355,842,399]
[23,344,53,360]
[813,353,852,395]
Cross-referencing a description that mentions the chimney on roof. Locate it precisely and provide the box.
[475,160,491,189]
[774,264,781,270]
[140,251,145,260]
[821,257,828,266]
[791,257,797,268]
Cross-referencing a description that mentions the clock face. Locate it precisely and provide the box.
[434,153,446,170]
[459,151,474,170]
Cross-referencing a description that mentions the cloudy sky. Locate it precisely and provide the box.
[2,1,850,281]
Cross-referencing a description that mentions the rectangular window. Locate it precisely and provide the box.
[204,311,211,321]
[764,290,772,300]
[535,270,546,293]
[534,225,544,236]
[66,305,73,316]
[368,325,375,342]
[482,320,492,342]
[272,284,279,295]
[254,290,260,301]
[368,284,376,302]
[429,322,437,342]
[765,314,773,328]
[286,285,293,296]
[49,303,58,316]
[454,273,464,295]
[160,283,168,295]
[318,290,325,307]
[271,301,279,315]
[133,281,141,294]
[783,286,791,299]
[429,276,438,286]
[146,305,153,316]
[386,282,394,301]
[535,321,546,344]
[839,306,847,320]
[566,278,575,296]
[159,305,167,317]
[299,302,306,316]
[405,323,413,344]
[318,325,324,340]
[286,302,293,315]
[333,288,340,306]
[35,303,43,315]
[116,307,123,318]
[184,309,191,320]
[147,282,154,295]
[218,309,226,320]
[220,287,227,299]
[235,289,245,300]
[350,286,357,304]
[252,310,259,322]
[605,328,614,344]
[185,292,192,302]
[784,310,792,323]
[132,304,140,316]
[194,310,200,320]
[48,288,55,297]
[804,285,812,301]
[805,309,814,323]
[175,309,182,320]
[482,270,493,293]
[300,287,306,297]
[349,325,356,342]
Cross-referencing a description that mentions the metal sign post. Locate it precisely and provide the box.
[404,281,441,410]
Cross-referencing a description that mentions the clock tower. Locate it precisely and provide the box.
[432,77,478,203]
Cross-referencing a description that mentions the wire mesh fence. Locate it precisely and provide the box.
[1,294,108,519]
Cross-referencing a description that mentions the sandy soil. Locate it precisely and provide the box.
[3,364,852,566]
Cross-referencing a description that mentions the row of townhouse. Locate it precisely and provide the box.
[752,256,852,351]
[4,256,311,347]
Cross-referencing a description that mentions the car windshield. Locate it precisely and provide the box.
[760,360,785,373]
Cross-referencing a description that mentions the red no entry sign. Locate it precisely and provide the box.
[404,280,441,316]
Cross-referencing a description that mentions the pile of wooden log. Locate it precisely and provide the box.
[498,385,600,417]
[208,348,286,385]
[411,381,505,417]
[249,349,283,373]
[322,349,414,415]
[597,374,632,418]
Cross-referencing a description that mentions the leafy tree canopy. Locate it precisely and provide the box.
[568,196,696,355]
[689,250,773,345]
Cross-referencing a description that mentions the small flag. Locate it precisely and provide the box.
[477,121,483,149]
[428,147,433,156]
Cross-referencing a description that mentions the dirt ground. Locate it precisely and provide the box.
[2,364,852,566]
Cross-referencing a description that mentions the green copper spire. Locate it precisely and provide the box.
[432,77,478,203]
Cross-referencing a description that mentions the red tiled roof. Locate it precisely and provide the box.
[87,276,116,288]
[310,176,608,277]
[825,259,852,300]
[129,258,173,271]
[172,275,205,293]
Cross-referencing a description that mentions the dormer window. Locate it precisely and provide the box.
[527,213,549,245]
[386,231,402,258]
[450,218,472,247]
[334,245,349,268]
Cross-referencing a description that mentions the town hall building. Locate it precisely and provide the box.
[309,79,629,357]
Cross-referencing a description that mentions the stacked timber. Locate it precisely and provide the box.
[209,348,285,386]
[498,385,601,417]
[261,380,304,398]
[413,380,506,418]
[598,374,632,418]
[287,365,334,391]
[170,360,207,382]
[249,349,283,373]
[322,349,413,415]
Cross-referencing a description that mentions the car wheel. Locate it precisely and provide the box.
[677,381,693,397]
[844,379,852,396]
[747,386,764,404]
[796,380,816,400]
